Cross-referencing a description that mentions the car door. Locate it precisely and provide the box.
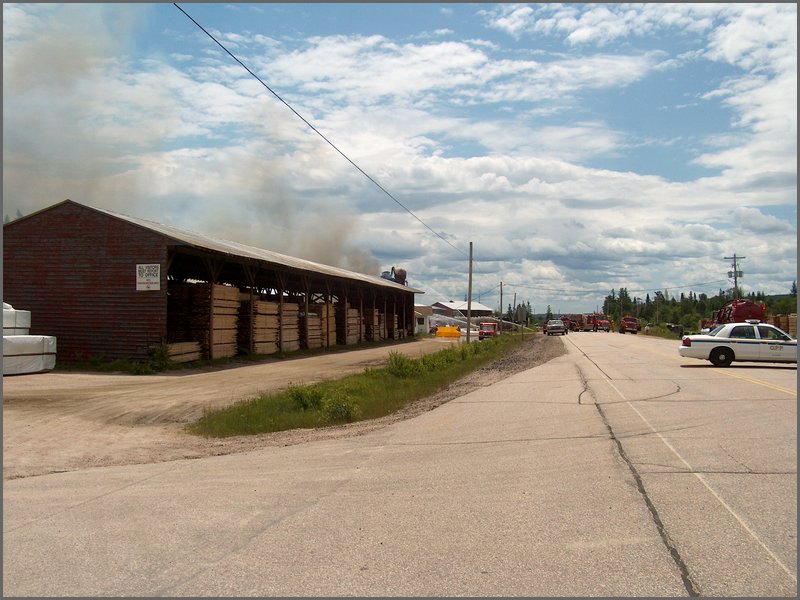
[756,325,796,362]
[727,324,760,360]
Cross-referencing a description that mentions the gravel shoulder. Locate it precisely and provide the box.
[3,334,565,480]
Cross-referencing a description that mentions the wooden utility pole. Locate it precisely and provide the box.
[512,292,516,319]
[724,254,745,298]
[466,242,473,343]
[499,281,503,323]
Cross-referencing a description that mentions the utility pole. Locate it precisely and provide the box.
[499,281,503,322]
[724,254,745,298]
[512,292,516,327]
[466,242,473,343]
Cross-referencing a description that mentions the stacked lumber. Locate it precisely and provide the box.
[336,305,362,345]
[281,302,300,352]
[301,312,323,349]
[357,309,365,341]
[167,341,201,363]
[386,313,399,340]
[378,313,387,340]
[238,297,280,355]
[768,314,797,337]
[193,283,239,359]
[309,303,336,347]
[363,309,380,341]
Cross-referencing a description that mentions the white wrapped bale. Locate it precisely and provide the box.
[3,335,57,375]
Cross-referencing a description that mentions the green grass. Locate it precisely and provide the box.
[55,337,426,375]
[186,334,525,438]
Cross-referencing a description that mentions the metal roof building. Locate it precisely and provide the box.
[3,199,422,363]
[431,300,494,318]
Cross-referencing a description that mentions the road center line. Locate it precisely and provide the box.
[710,369,797,396]
[602,376,796,583]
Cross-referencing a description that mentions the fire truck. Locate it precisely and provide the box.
[618,315,641,334]
[478,322,498,340]
[581,314,595,331]
[561,314,584,332]
[594,314,611,332]
[699,298,767,331]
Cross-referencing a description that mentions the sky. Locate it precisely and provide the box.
[3,3,797,315]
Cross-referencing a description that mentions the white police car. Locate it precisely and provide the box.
[679,320,797,367]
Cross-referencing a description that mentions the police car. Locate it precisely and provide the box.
[679,320,797,367]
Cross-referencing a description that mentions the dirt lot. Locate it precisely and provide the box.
[3,334,565,480]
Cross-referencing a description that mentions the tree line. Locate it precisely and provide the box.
[600,283,797,329]
[530,282,796,331]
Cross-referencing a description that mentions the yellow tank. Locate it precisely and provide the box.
[435,326,461,338]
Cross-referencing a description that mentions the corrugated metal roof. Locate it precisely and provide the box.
[434,300,494,312]
[86,202,423,293]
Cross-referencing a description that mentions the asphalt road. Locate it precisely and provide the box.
[3,332,796,596]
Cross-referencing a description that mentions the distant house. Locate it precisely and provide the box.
[431,300,494,319]
[414,304,433,334]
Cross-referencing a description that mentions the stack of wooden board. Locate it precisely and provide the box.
[387,313,399,339]
[193,283,239,359]
[309,303,336,347]
[301,311,323,349]
[281,302,300,352]
[363,309,380,341]
[378,313,387,340]
[238,297,280,355]
[337,304,362,345]
[768,313,797,337]
[166,341,202,363]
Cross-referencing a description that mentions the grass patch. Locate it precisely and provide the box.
[187,334,525,438]
[54,337,424,375]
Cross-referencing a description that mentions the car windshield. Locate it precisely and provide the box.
[708,325,726,336]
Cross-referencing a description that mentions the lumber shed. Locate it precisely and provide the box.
[3,199,422,363]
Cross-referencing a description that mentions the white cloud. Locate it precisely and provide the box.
[3,3,796,309]
[483,3,724,46]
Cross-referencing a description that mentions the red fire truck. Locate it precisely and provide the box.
[699,298,767,331]
[594,314,611,332]
[561,314,584,332]
[618,315,641,334]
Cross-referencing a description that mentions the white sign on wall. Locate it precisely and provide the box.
[136,263,161,290]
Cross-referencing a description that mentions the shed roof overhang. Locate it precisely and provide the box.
[81,201,423,296]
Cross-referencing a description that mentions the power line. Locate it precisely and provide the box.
[173,3,465,256]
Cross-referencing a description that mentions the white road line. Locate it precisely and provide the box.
[602,376,797,583]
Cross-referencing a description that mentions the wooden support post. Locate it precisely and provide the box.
[203,257,223,359]
[325,284,332,349]
[277,272,286,352]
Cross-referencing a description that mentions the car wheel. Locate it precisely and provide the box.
[710,347,734,367]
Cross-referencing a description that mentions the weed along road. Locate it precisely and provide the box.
[3,333,796,596]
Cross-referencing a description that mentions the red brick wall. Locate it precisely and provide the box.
[3,201,168,362]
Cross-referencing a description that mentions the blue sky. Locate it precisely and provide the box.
[3,3,797,314]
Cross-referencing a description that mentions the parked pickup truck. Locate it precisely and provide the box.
[618,316,641,334]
